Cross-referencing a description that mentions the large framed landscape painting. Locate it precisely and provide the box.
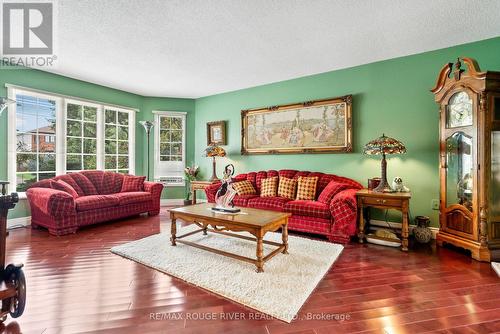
[241,95,353,154]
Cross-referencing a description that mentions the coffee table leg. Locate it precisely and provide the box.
[282,223,289,254]
[203,223,208,235]
[256,236,264,273]
[171,218,177,246]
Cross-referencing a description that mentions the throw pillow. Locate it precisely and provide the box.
[121,175,146,192]
[260,176,278,197]
[296,176,319,200]
[278,177,297,200]
[51,180,79,199]
[232,180,257,195]
[317,180,350,204]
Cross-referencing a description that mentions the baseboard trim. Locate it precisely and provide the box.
[369,219,439,239]
[7,216,31,229]
[160,199,208,206]
[160,199,184,206]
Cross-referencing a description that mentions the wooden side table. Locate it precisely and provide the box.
[356,189,412,251]
[190,180,214,204]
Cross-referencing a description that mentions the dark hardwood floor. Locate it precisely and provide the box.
[2,208,499,334]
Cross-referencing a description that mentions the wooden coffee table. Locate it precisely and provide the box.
[169,203,291,273]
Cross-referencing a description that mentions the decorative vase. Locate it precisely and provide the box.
[413,216,432,244]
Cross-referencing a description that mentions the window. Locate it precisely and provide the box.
[14,94,57,192]
[7,86,136,192]
[154,111,186,185]
[104,108,131,173]
[66,102,98,172]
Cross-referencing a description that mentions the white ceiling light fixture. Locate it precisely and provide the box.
[0,98,16,116]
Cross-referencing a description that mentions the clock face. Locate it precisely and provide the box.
[447,91,473,128]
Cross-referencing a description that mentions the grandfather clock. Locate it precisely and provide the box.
[431,57,500,261]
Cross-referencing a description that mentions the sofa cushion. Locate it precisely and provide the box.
[51,180,79,199]
[101,172,125,194]
[81,170,125,194]
[296,176,319,200]
[121,175,146,192]
[69,173,98,196]
[114,192,152,206]
[247,196,291,212]
[232,180,257,196]
[284,200,331,219]
[278,177,297,200]
[260,176,278,197]
[232,194,258,207]
[317,180,351,204]
[75,195,119,212]
[55,175,85,196]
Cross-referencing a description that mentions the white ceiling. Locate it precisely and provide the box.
[47,0,500,98]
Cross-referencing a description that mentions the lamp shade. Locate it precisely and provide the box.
[139,120,155,135]
[363,134,406,155]
[204,145,226,158]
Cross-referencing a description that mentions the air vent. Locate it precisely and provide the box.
[157,176,184,186]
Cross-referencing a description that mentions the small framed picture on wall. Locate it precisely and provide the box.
[207,120,227,145]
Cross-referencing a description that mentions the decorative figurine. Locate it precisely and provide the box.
[0,181,26,322]
[212,164,240,213]
[392,177,410,192]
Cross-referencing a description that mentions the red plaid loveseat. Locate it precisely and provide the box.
[26,171,163,235]
[205,170,362,244]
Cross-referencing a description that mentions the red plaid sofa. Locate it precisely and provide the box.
[205,170,362,244]
[26,171,163,235]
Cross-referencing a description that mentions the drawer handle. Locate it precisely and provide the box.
[376,199,387,204]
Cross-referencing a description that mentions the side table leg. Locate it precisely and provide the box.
[401,207,409,252]
[282,222,289,254]
[192,189,197,204]
[256,237,264,273]
[171,218,177,246]
[357,203,365,243]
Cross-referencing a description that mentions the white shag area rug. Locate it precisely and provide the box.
[111,226,343,322]
[493,262,500,277]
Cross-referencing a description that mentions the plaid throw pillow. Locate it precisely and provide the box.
[278,177,297,200]
[260,176,278,197]
[232,180,257,195]
[51,180,79,199]
[121,175,146,192]
[296,176,319,200]
[317,180,350,204]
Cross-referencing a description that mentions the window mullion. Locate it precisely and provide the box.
[57,98,66,175]
[96,105,104,170]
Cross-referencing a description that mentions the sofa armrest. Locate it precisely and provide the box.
[26,188,76,218]
[144,181,163,198]
[205,182,221,203]
[329,188,359,237]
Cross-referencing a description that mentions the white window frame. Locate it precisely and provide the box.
[153,111,187,186]
[7,85,136,193]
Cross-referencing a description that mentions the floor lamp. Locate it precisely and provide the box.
[139,121,155,181]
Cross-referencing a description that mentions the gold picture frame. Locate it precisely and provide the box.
[241,95,353,155]
[207,120,227,145]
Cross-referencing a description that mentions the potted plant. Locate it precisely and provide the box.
[184,164,199,206]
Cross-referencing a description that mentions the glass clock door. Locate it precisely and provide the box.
[446,132,473,212]
[443,89,475,238]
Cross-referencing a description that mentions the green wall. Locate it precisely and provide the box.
[194,37,500,227]
[3,36,500,225]
[0,67,195,218]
